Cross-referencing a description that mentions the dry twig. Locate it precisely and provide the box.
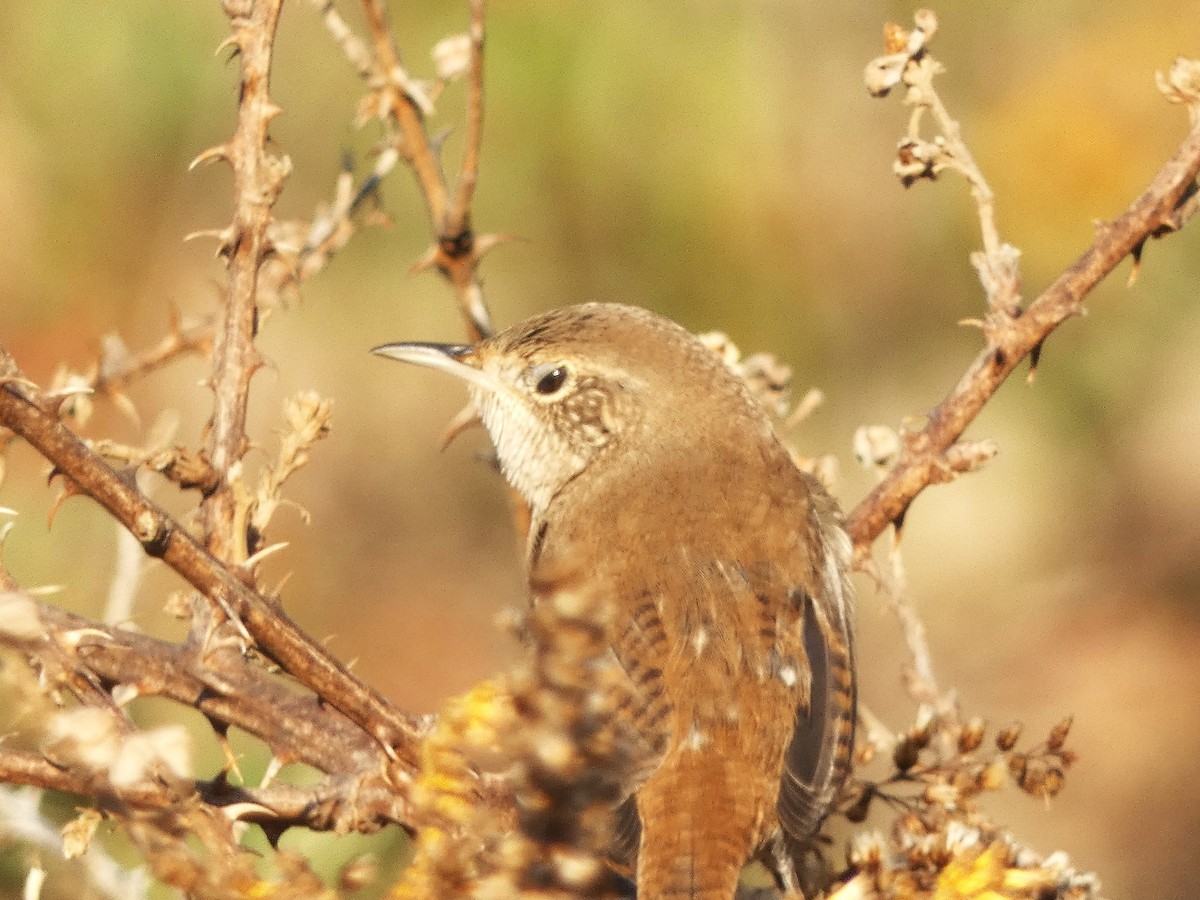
[324,0,500,340]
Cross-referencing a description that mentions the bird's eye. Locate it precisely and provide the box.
[533,365,569,396]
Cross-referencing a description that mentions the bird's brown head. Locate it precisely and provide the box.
[373,302,771,518]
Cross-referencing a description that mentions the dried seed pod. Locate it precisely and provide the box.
[1040,766,1067,798]
[1019,756,1049,792]
[894,810,928,841]
[978,757,1008,791]
[1007,751,1029,783]
[893,736,921,773]
[1048,715,1074,751]
[848,830,886,869]
[958,716,986,753]
[844,782,876,823]
[923,779,959,808]
[996,720,1023,751]
[907,722,934,751]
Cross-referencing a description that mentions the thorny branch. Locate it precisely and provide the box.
[848,16,1200,554]
[333,0,497,340]
[848,14,1200,735]
[0,746,399,837]
[0,350,423,774]
[18,600,390,781]
[197,0,289,568]
[91,315,216,404]
[0,6,509,887]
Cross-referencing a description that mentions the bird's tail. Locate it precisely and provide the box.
[634,752,759,899]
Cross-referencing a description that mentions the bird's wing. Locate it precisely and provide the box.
[776,492,857,846]
[776,587,856,842]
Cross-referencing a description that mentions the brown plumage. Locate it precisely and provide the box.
[375,303,856,898]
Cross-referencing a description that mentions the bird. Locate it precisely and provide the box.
[374,302,856,899]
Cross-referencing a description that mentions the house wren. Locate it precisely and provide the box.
[374,303,856,899]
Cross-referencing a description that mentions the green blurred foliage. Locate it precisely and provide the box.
[1,0,1198,897]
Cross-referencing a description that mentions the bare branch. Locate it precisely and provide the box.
[445,0,485,239]
[359,0,449,224]
[335,0,495,340]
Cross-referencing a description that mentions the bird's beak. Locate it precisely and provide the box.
[371,341,501,449]
[370,341,502,395]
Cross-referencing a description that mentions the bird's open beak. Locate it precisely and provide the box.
[371,341,499,447]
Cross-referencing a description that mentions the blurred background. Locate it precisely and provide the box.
[1,1,1197,897]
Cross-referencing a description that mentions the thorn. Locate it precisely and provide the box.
[258,817,288,849]
[0,375,39,396]
[220,801,275,823]
[188,144,230,171]
[260,754,285,790]
[47,481,84,528]
[783,387,825,431]
[1027,339,1044,385]
[27,584,65,598]
[55,626,109,655]
[409,245,440,275]
[111,683,140,707]
[269,570,293,601]
[240,542,290,569]
[1128,240,1145,287]
[108,390,142,429]
[166,303,182,339]
[262,102,285,122]
[957,317,987,330]
[217,728,244,783]
[463,284,493,340]
[214,35,240,59]
[183,225,236,249]
[440,402,481,450]
[43,383,95,415]
[473,232,527,260]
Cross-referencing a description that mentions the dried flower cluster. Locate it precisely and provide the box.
[833,715,1096,899]
[395,568,630,899]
